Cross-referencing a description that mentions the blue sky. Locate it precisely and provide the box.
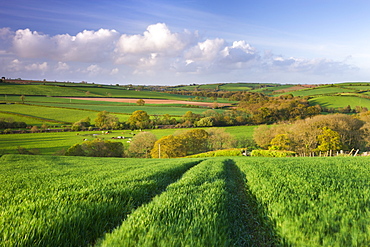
[1,0,370,85]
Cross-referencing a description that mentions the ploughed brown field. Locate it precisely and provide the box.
[66,97,231,107]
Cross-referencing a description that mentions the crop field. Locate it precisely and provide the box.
[27,102,224,116]
[251,84,294,94]
[280,86,357,97]
[220,83,253,91]
[0,154,201,247]
[309,95,370,109]
[0,104,130,125]
[1,155,369,246]
[0,84,91,97]
[235,157,370,246]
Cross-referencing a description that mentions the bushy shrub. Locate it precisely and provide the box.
[250,149,296,157]
[65,140,124,157]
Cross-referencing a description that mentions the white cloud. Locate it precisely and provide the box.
[185,38,225,62]
[110,68,119,75]
[0,27,13,41]
[56,62,69,71]
[7,59,22,72]
[269,55,356,75]
[85,64,102,76]
[116,23,196,55]
[12,28,119,62]
[3,59,48,74]
[25,62,48,72]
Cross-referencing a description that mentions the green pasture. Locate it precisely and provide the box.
[0,84,91,97]
[169,85,198,91]
[27,102,224,116]
[0,131,135,155]
[55,87,194,100]
[0,125,256,155]
[251,84,293,94]
[0,104,129,125]
[309,95,370,109]
[0,83,194,100]
[337,82,370,87]
[280,85,356,97]
[339,85,370,91]
[0,111,45,125]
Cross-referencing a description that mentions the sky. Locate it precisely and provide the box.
[1,0,370,85]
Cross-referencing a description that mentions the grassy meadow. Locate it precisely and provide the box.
[309,95,370,109]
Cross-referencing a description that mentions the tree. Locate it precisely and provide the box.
[128,132,157,158]
[127,110,151,129]
[72,117,91,131]
[136,99,145,106]
[269,134,291,150]
[177,129,209,155]
[151,135,186,158]
[315,127,342,152]
[253,125,276,149]
[195,117,214,127]
[94,111,119,130]
[207,128,235,150]
[20,95,25,104]
[31,126,39,133]
[181,111,200,124]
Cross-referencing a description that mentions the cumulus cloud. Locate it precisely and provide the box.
[12,28,119,62]
[114,23,198,68]
[269,55,356,75]
[56,62,69,71]
[3,59,48,73]
[116,23,197,55]
[179,39,259,74]
[25,62,48,72]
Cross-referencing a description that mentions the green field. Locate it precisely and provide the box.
[0,104,129,125]
[0,155,201,247]
[0,125,256,155]
[309,95,370,109]
[27,102,224,116]
[1,155,369,246]
[280,86,357,97]
[0,83,194,100]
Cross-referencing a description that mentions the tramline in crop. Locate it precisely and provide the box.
[0,154,200,247]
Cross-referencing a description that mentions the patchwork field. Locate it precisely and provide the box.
[1,155,369,246]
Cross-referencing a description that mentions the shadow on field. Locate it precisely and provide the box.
[224,159,287,246]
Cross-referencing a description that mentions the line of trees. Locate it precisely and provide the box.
[253,113,370,155]
[128,128,256,158]
[0,118,27,129]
